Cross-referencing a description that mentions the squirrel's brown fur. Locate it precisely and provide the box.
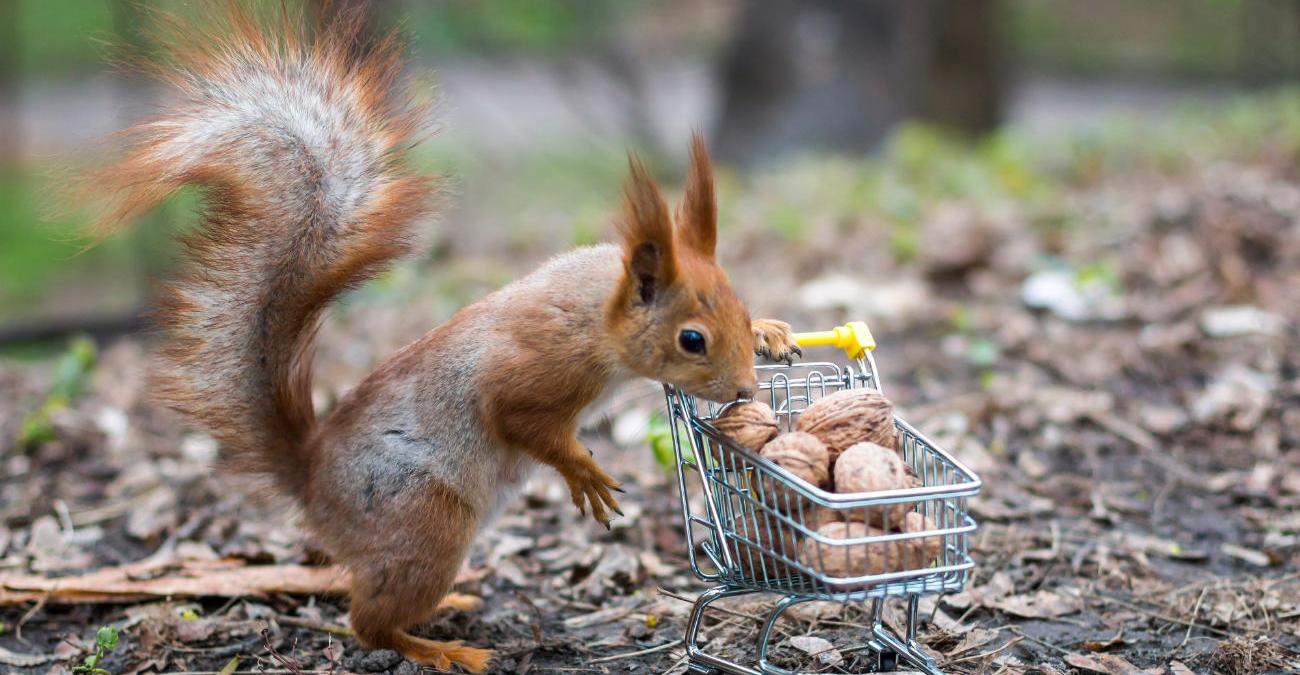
[86,4,798,673]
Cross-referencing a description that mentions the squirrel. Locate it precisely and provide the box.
[84,5,800,673]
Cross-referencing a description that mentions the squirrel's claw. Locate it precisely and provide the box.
[752,319,800,365]
[561,457,623,527]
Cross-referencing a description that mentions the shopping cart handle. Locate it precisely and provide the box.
[792,321,876,360]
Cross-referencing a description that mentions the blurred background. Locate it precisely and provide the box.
[2,0,1298,342]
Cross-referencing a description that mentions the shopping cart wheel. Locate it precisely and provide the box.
[876,648,898,672]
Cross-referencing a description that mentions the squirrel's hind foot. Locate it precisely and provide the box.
[367,631,493,673]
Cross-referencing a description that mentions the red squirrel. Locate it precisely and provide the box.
[85,6,799,673]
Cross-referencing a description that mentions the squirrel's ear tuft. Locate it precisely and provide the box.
[619,153,676,304]
[676,133,716,258]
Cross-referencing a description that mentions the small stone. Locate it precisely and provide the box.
[1192,365,1276,430]
[1200,305,1285,338]
[26,516,66,561]
[1137,403,1190,435]
[347,648,403,672]
[1021,268,1124,322]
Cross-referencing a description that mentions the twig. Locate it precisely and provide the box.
[15,593,48,643]
[588,641,679,664]
[273,615,353,638]
[1004,626,1070,656]
[944,636,1025,666]
[1085,593,1235,638]
[1088,411,1158,453]
[658,587,875,634]
[1180,587,1209,648]
[657,589,766,623]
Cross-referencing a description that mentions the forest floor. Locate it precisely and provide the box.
[3,98,1300,674]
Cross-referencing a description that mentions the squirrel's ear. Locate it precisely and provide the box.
[676,133,716,258]
[619,153,676,304]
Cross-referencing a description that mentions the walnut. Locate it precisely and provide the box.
[728,508,801,579]
[759,432,830,489]
[902,512,942,565]
[800,521,915,588]
[833,442,919,529]
[711,401,780,454]
[794,388,898,462]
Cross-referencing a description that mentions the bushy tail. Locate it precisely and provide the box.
[85,4,436,497]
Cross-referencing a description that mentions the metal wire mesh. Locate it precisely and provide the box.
[666,360,980,603]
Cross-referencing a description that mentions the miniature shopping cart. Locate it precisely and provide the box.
[662,321,982,674]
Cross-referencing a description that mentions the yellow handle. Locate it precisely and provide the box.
[793,321,876,360]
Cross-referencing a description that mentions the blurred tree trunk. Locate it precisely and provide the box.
[713,0,1002,167]
[1239,0,1300,83]
[0,0,19,168]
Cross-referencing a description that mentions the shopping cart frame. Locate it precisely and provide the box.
[662,322,982,674]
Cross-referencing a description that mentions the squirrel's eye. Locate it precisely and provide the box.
[678,329,707,355]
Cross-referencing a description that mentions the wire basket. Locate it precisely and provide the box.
[662,323,981,674]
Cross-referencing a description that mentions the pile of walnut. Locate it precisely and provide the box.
[713,389,941,584]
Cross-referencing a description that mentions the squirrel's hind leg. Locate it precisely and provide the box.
[370,632,492,673]
[347,485,490,673]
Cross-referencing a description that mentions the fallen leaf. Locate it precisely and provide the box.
[945,571,1014,610]
[786,635,842,667]
[1064,652,1161,674]
[125,487,178,541]
[1081,627,1126,651]
[946,627,1000,657]
[990,589,1083,619]
[574,544,641,602]
[970,490,1055,521]
[26,516,67,560]
[0,645,58,667]
[176,617,220,643]
[323,640,345,664]
[218,656,241,675]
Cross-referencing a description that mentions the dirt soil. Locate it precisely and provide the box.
[3,148,1299,675]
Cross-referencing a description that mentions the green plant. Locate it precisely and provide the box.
[18,335,98,447]
[646,412,692,472]
[71,626,120,675]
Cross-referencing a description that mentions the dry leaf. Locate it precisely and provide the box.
[786,635,843,667]
[0,645,59,667]
[990,589,1082,619]
[1064,652,1161,674]
[1081,627,1126,651]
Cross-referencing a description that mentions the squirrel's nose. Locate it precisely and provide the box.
[736,386,754,400]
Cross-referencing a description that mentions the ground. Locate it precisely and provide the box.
[2,107,1299,674]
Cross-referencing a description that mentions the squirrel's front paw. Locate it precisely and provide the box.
[559,455,623,528]
[752,319,801,365]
